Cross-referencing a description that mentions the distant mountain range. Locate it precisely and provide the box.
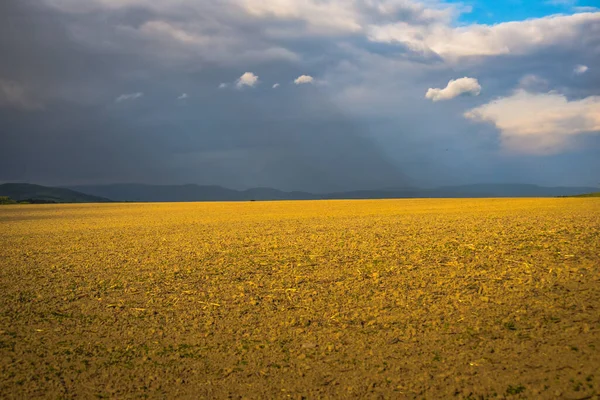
[0,182,597,204]
[67,184,317,202]
[68,183,598,202]
[0,183,110,203]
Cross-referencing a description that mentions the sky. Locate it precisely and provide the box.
[0,0,599,192]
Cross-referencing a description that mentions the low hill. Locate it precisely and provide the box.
[67,184,318,202]
[0,183,111,203]
[436,184,600,198]
[566,192,600,198]
[67,183,599,202]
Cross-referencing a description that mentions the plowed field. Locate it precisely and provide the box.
[1,199,599,398]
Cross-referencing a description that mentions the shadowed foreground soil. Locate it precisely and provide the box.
[1,199,599,399]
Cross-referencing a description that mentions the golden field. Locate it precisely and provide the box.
[1,198,599,399]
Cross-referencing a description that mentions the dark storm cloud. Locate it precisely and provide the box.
[1,0,599,189]
[0,0,408,191]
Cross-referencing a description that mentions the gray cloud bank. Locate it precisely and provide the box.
[1,0,599,189]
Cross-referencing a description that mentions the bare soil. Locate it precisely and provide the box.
[1,199,599,399]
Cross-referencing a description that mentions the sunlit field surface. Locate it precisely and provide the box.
[1,199,599,398]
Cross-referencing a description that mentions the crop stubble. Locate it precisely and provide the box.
[0,198,599,398]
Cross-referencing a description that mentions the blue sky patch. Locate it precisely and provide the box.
[451,0,599,25]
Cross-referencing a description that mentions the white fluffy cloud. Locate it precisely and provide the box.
[0,79,43,110]
[272,83,280,89]
[368,12,600,61]
[236,72,259,88]
[29,0,600,160]
[45,0,456,36]
[139,20,209,46]
[177,93,188,100]
[465,90,600,154]
[40,0,600,70]
[574,64,589,74]
[426,77,481,101]
[239,0,362,35]
[518,74,549,92]
[294,75,314,85]
[115,92,143,102]
[130,19,299,66]
[36,0,471,66]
